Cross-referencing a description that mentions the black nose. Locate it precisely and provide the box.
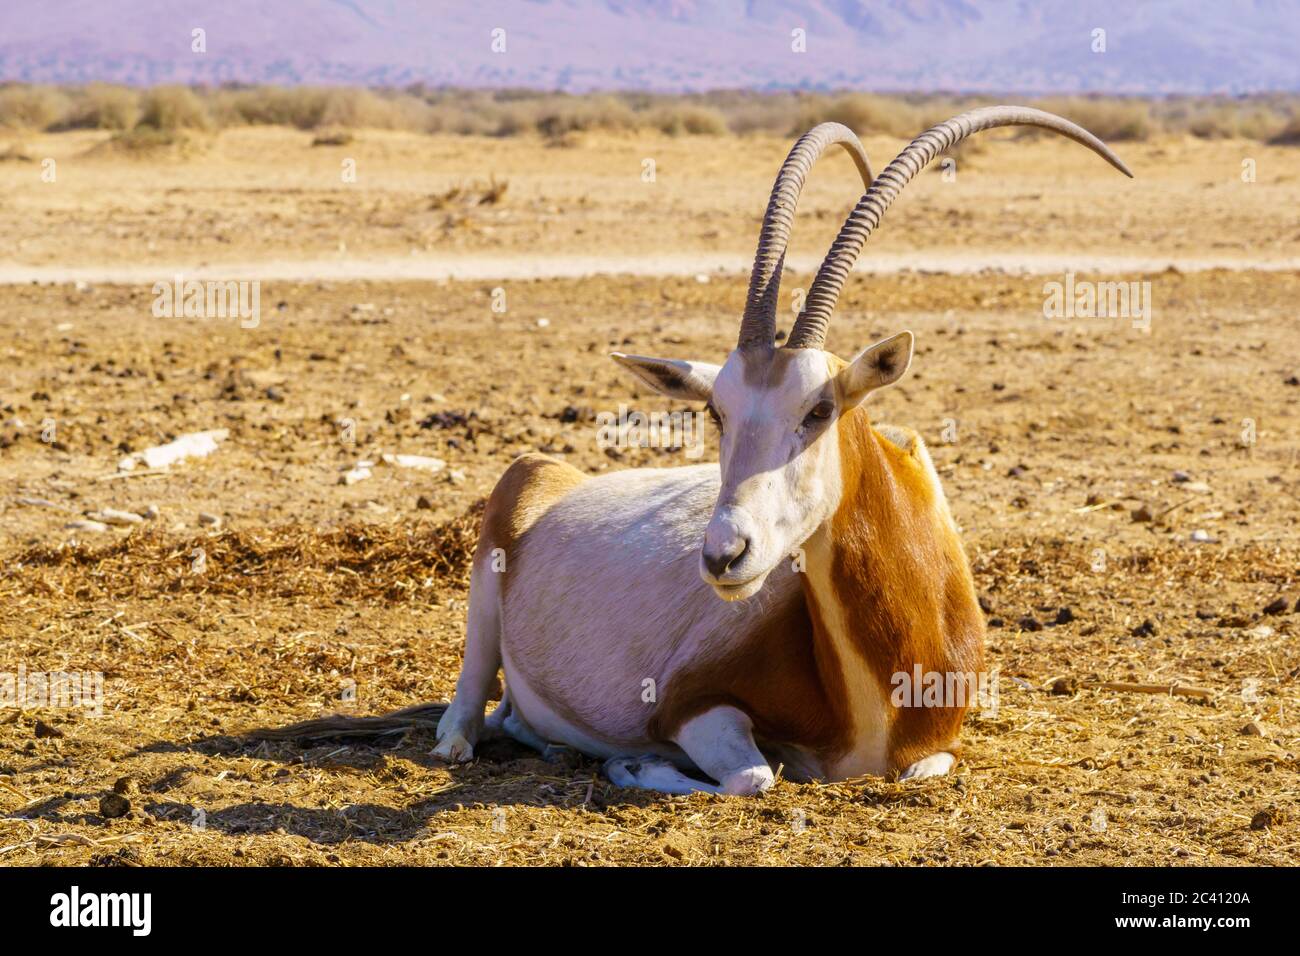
[703,536,750,578]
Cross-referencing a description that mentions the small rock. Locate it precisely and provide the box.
[1263,596,1290,615]
[1171,470,1191,483]
[659,831,692,860]
[380,453,445,473]
[1007,465,1027,478]
[142,503,161,520]
[416,495,433,510]
[1190,529,1213,543]
[978,595,994,614]
[1050,677,1077,695]
[1017,615,1043,632]
[1195,608,1216,620]
[88,508,144,526]
[338,466,372,486]
[99,793,131,819]
[1251,807,1284,830]
[34,719,64,739]
[113,776,140,796]
[17,496,60,508]
[64,519,108,533]
[1052,607,1075,626]
[1131,619,1158,637]
[988,617,1004,628]
[1131,504,1154,523]
[1239,721,1269,738]
[1284,375,1299,387]
[446,469,466,485]
[197,511,222,528]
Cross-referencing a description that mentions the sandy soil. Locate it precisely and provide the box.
[0,128,1297,866]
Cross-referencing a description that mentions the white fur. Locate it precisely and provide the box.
[899,752,955,780]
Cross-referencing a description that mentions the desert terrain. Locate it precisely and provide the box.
[0,122,1297,865]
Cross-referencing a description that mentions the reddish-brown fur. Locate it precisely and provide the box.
[646,588,856,763]
[826,408,985,772]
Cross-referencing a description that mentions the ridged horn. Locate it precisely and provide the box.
[785,106,1133,350]
[737,122,875,349]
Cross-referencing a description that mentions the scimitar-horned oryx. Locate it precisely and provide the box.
[263,107,1130,795]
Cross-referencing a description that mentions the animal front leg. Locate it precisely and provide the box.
[673,705,775,796]
[603,755,722,795]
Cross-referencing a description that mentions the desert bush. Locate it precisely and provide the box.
[0,85,71,130]
[311,129,354,147]
[644,103,728,136]
[1268,116,1300,145]
[1233,107,1288,141]
[1031,96,1151,141]
[209,86,331,128]
[138,86,212,131]
[316,87,423,130]
[10,84,1300,144]
[535,96,637,137]
[65,84,141,130]
[796,93,917,137]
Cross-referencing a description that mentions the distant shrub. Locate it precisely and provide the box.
[798,93,917,137]
[315,88,424,130]
[1032,97,1151,141]
[138,86,212,131]
[0,85,71,130]
[645,103,728,136]
[1268,116,1300,145]
[311,129,354,146]
[78,84,141,129]
[89,126,207,160]
[8,83,1300,146]
[210,86,331,128]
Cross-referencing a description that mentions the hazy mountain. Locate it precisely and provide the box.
[1,0,1296,93]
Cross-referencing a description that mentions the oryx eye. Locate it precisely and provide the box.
[803,400,834,427]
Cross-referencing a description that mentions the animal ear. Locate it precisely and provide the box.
[836,331,914,406]
[610,353,719,402]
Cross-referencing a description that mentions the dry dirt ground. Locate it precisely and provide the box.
[0,127,1297,866]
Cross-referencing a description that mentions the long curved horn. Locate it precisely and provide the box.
[737,122,875,349]
[785,106,1133,350]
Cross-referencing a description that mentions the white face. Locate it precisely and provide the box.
[611,331,913,602]
[701,348,843,601]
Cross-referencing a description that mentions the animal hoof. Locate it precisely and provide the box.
[433,733,474,763]
[720,765,775,796]
[899,752,955,780]
[603,756,642,788]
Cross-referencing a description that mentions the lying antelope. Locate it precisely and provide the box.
[430,107,1131,794]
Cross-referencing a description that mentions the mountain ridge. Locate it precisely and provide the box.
[1,1,1296,93]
